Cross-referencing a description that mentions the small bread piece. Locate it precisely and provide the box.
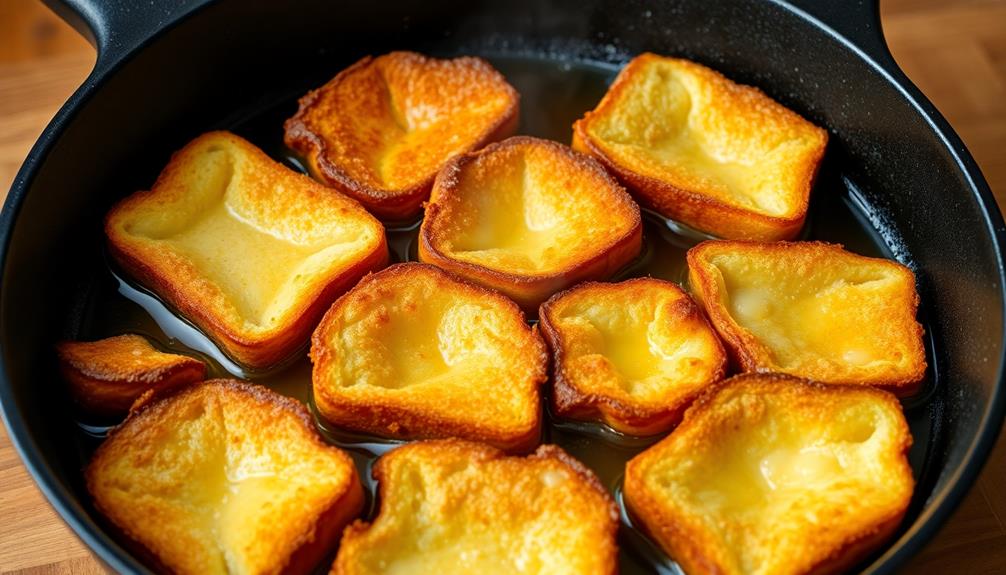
[106,131,388,369]
[311,263,546,451]
[687,240,926,393]
[284,51,519,220]
[539,278,726,435]
[86,380,364,575]
[625,373,914,575]
[332,440,619,575]
[573,53,828,241]
[420,136,642,311]
[56,334,206,417]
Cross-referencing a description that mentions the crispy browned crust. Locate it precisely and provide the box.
[284,479,365,575]
[539,278,726,435]
[573,53,828,241]
[56,334,206,417]
[573,130,812,241]
[284,52,520,221]
[311,263,547,452]
[686,240,927,394]
[624,373,915,575]
[105,131,388,370]
[419,136,643,311]
[86,380,364,575]
[331,439,619,575]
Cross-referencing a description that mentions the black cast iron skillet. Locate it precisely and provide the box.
[2,0,1004,573]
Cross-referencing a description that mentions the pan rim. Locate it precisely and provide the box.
[1,1,1004,573]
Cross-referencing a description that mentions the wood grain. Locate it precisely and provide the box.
[0,0,1004,573]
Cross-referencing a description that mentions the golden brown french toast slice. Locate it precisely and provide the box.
[284,51,519,221]
[419,136,642,311]
[56,334,205,417]
[539,278,726,435]
[105,131,388,370]
[87,380,364,575]
[312,263,546,452]
[332,440,619,575]
[573,53,828,241]
[687,240,926,393]
[625,373,914,575]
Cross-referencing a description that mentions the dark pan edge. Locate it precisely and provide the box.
[0,2,1004,574]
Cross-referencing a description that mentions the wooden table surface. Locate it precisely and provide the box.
[0,0,1004,573]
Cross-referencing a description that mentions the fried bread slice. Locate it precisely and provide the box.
[284,51,519,221]
[332,440,619,575]
[539,278,726,435]
[573,53,828,241]
[625,373,914,575]
[106,131,388,370]
[56,334,206,417]
[419,136,642,311]
[86,380,364,575]
[687,240,926,393]
[311,263,547,451]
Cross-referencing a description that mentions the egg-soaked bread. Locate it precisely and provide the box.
[105,131,387,370]
[86,380,364,575]
[56,334,205,417]
[687,240,926,393]
[285,51,519,220]
[539,278,726,435]
[332,440,619,575]
[311,263,547,452]
[574,53,827,241]
[420,136,642,311]
[625,373,914,575]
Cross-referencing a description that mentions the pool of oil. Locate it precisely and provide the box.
[68,55,942,574]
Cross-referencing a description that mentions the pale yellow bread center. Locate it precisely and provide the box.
[86,382,360,575]
[678,398,908,574]
[337,294,505,391]
[441,139,637,275]
[312,263,545,446]
[627,376,914,575]
[584,56,825,217]
[119,136,382,332]
[550,283,722,403]
[333,441,618,575]
[710,252,916,374]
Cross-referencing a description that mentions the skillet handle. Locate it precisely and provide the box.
[42,0,212,75]
[781,0,898,71]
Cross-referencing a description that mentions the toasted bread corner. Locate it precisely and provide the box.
[87,379,364,575]
[419,136,642,311]
[625,372,914,575]
[57,334,206,417]
[312,263,546,452]
[105,131,388,370]
[574,53,827,241]
[539,277,726,435]
[332,439,619,575]
[687,239,926,393]
[284,51,519,221]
